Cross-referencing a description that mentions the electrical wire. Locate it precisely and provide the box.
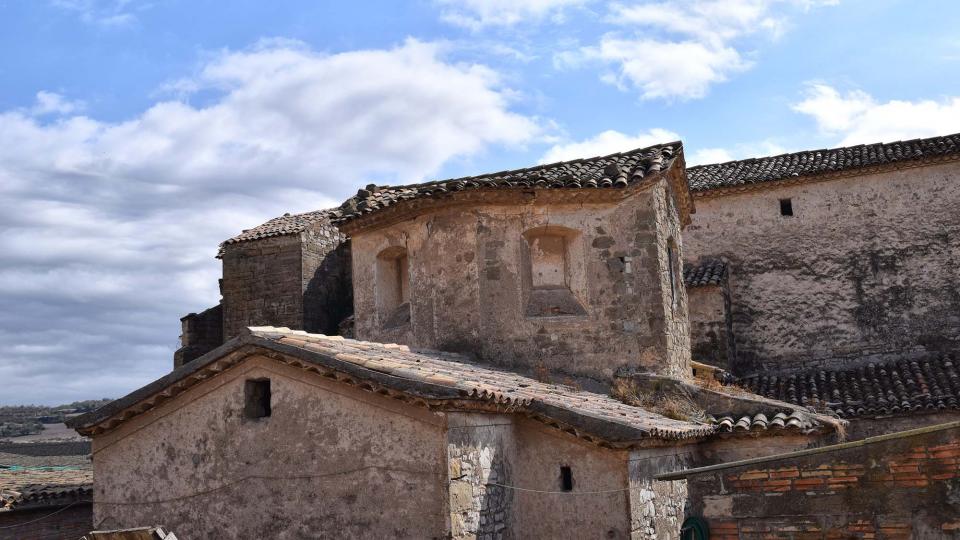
[0,499,91,530]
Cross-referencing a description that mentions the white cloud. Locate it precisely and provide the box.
[560,0,837,100]
[540,128,680,163]
[50,0,141,26]
[686,140,787,165]
[0,38,541,404]
[792,83,960,145]
[581,37,749,100]
[435,0,588,30]
[30,91,84,116]
[542,128,789,167]
[687,147,734,164]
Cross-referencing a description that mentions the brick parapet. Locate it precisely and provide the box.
[684,424,960,537]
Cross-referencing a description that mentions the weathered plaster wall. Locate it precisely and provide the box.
[446,413,633,539]
[685,161,960,375]
[351,180,685,387]
[91,356,449,539]
[685,424,960,538]
[512,418,632,539]
[696,434,823,465]
[221,223,350,341]
[687,284,734,370]
[629,445,695,540]
[845,411,960,440]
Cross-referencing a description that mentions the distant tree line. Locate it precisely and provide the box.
[0,398,113,437]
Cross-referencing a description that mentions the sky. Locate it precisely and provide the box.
[1,0,959,405]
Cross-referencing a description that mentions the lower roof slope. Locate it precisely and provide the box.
[741,355,960,419]
[0,441,92,511]
[70,327,715,445]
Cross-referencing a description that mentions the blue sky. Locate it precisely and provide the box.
[1,0,959,404]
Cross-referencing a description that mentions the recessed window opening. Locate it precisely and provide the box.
[244,379,271,419]
[522,227,587,318]
[530,234,567,289]
[377,246,411,328]
[779,198,794,217]
[560,465,573,492]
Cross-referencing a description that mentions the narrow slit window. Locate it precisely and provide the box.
[560,466,573,492]
[779,198,794,217]
[667,239,678,309]
[244,379,271,419]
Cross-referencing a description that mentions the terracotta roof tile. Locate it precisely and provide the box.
[71,326,716,444]
[742,355,960,418]
[335,143,681,223]
[709,411,819,434]
[1,481,92,510]
[684,259,726,287]
[688,132,960,193]
[219,209,340,251]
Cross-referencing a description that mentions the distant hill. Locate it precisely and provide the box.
[0,399,113,438]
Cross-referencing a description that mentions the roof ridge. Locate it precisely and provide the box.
[688,131,960,192]
[689,131,960,171]
[366,140,684,193]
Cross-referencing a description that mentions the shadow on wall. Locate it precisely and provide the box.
[304,241,354,336]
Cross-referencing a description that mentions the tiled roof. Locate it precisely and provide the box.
[70,326,717,445]
[709,411,819,434]
[684,259,726,287]
[1,482,92,510]
[688,132,960,193]
[741,355,960,419]
[219,209,339,249]
[336,143,681,223]
[0,441,93,510]
[0,441,90,458]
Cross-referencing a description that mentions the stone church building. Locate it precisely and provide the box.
[69,133,960,538]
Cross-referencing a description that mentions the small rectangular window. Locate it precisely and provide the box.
[779,198,794,217]
[244,379,271,419]
[560,466,573,492]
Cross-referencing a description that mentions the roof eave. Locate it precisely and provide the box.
[70,330,711,446]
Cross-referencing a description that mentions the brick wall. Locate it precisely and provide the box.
[0,503,92,540]
[684,424,960,538]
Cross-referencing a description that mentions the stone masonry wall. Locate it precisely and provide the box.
[684,161,960,375]
[629,446,695,540]
[654,175,692,379]
[684,423,960,538]
[221,234,304,340]
[447,413,515,540]
[221,222,351,341]
[352,178,686,389]
[174,304,223,368]
[302,229,352,336]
